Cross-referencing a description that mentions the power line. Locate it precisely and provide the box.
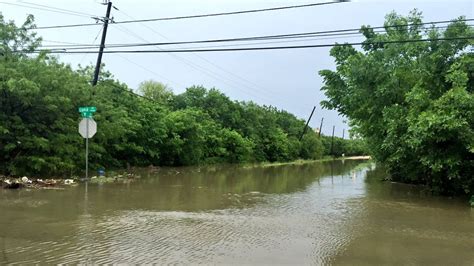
[27,37,474,54]
[35,22,103,30]
[38,31,374,49]
[34,18,474,52]
[107,8,298,106]
[38,31,368,49]
[38,24,460,51]
[42,40,94,46]
[113,10,204,90]
[0,1,99,19]
[111,15,285,105]
[111,23,264,98]
[31,1,346,30]
[111,1,345,23]
[115,53,186,88]
[13,1,100,18]
[78,27,103,65]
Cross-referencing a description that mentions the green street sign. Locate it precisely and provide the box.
[78,106,97,113]
[81,112,94,118]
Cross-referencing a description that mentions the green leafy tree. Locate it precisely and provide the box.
[300,133,324,159]
[138,80,174,104]
[319,10,473,195]
[0,13,41,58]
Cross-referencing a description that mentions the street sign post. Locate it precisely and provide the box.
[78,107,97,180]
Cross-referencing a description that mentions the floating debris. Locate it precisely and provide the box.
[0,172,141,190]
[0,176,78,190]
[2,179,23,189]
[21,176,31,184]
[64,179,75,185]
[88,173,141,184]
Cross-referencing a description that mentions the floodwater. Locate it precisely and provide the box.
[0,160,473,265]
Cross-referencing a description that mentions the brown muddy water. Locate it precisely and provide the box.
[0,160,473,265]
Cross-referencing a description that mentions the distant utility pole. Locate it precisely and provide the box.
[318,117,324,137]
[342,128,345,139]
[92,1,113,86]
[330,125,335,157]
[299,106,316,141]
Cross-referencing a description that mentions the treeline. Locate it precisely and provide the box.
[0,14,367,177]
[320,135,369,157]
[319,11,473,196]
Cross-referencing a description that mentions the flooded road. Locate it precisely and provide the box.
[0,160,473,264]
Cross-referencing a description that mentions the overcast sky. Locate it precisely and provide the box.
[1,0,473,136]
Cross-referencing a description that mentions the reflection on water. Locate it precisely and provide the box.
[0,160,472,264]
[333,166,474,265]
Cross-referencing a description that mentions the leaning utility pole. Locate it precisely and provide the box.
[318,117,324,137]
[330,125,335,157]
[299,106,316,141]
[92,1,113,86]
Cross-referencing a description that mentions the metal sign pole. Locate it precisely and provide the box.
[86,118,89,180]
[79,108,97,181]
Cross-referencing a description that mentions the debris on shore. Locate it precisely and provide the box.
[1,173,140,190]
[88,173,140,184]
[1,176,76,190]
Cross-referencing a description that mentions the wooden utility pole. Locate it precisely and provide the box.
[299,106,316,141]
[330,125,335,156]
[318,117,324,137]
[92,1,113,86]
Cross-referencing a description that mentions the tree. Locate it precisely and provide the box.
[137,80,174,104]
[319,10,474,195]
[0,13,41,58]
[300,133,324,159]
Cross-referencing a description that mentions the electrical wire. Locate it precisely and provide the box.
[30,1,347,30]
[111,19,282,104]
[112,1,345,23]
[42,40,94,46]
[15,1,100,18]
[115,54,186,88]
[27,36,474,54]
[0,1,98,19]
[112,8,326,110]
[78,27,103,65]
[113,10,271,103]
[30,15,473,34]
[108,25,186,88]
[115,7,427,113]
[37,24,459,51]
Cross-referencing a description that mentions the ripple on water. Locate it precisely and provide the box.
[45,187,365,264]
[0,164,381,264]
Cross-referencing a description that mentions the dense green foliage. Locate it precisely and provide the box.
[319,11,474,195]
[320,136,369,157]
[0,14,367,177]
